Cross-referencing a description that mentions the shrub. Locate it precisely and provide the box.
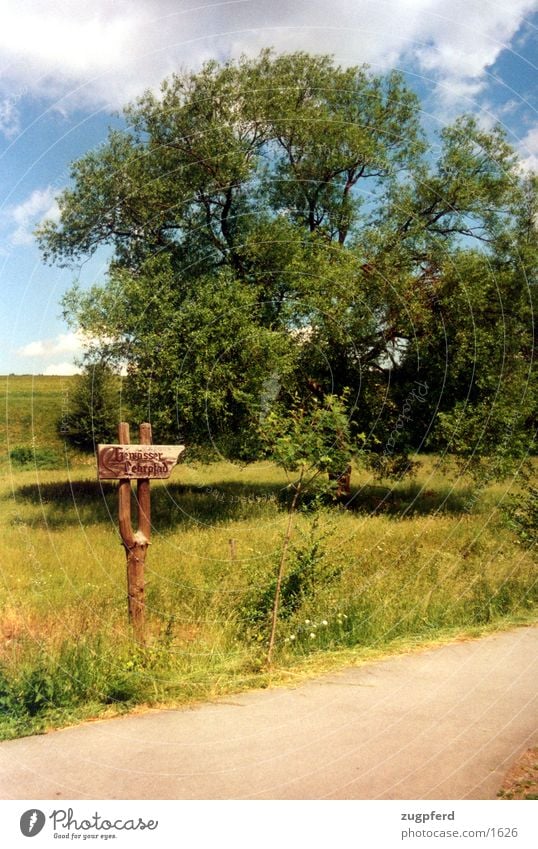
[505,485,538,549]
[9,445,61,469]
[238,512,341,639]
[59,361,125,451]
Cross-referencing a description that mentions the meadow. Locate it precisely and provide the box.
[0,376,536,739]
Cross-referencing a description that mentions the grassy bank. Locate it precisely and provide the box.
[0,375,535,739]
[1,375,75,457]
[0,448,536,740]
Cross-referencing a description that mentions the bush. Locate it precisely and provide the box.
[238,512,341,639]
[505,485,538,549]
[0,639,152,730]
[59,361,125,451]
[9,445,61,469]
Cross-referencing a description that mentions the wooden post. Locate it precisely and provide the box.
[99,427,184,641]
[137,422,152,541]
[118,422,134,548]
[118,421,152,643]
[229,538,237,562]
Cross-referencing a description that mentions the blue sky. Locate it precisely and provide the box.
[0,0,536,375]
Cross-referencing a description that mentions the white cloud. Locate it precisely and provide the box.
[43,362,82,376]
[518,126,538,173]
[53,331,86,354]
[411,0,537,109]
[414,0,534,78]
[0,0,535,123]
[0,5,138,75]
[18,340,47,357]
[0,97,21,139]
[8,186,60,245]
[16,330,118,376]
[18,330,86,359]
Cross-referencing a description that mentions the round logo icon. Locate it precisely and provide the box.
[20,810,46,837]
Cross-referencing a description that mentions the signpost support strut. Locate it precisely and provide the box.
[98,426,184,641]
[118,421,152,643]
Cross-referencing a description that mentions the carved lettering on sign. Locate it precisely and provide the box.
[97,444,185,480]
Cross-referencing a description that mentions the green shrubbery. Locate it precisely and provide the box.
[0,638,159,738]
[504,485,538,550]
[58,362,124,451]
[9,445,61,469]
[238,510,341,639]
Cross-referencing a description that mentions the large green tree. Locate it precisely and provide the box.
[38,50,536,468]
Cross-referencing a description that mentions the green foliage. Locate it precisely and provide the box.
[62,260,292,455]
[9,445,61,469]
[238,511,340,638]
[276,562,538,658]
[0,638,155,735]
[466,577,533,625]
[259,392,357,493]
[36,51,537,473]
[59,361,125,451]
[426,245,536,478]
[504,485,538,549]
[256,392,358,661]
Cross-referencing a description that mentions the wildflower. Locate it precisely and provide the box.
[321,620,328,626]
[310,632,316,639]
[290,634,296,641]
[305,619,311,625]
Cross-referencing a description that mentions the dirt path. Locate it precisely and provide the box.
[1,626,536,800]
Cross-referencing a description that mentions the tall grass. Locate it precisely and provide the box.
[0,376,535,737]
[0,448,536,739]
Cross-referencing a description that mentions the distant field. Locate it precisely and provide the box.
[0,375,76,456]
[0,375,536,740]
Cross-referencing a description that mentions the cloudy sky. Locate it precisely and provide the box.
[0,0,536,375]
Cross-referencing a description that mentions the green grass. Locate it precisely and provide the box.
[0,376,536,740]
[1,375,77,461]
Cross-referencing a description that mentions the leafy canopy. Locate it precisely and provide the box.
[38,50,536,473]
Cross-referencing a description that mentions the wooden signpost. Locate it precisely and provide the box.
[97,423,185,642]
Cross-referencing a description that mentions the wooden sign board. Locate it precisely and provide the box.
[97,444,185,480]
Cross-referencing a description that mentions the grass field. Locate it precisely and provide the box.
[0,376,536,740]
[1,375,73,455]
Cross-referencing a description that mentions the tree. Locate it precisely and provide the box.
[59,361,124,451]
[38,50,536,469]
